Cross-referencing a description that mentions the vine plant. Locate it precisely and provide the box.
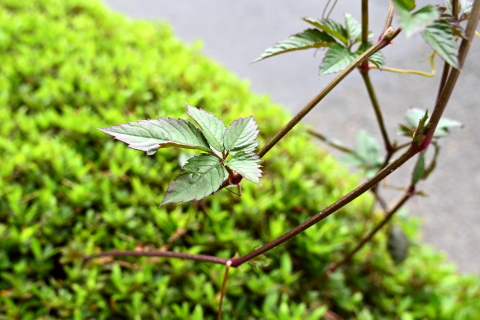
[86,0,480,318]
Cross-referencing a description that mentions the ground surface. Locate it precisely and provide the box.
[103,0,480,273]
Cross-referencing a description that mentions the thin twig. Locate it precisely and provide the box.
[307,129,355,154]
[84,250,230,265]
[360,71,393,153]
[217,260,232,320]
[362,0,369,44]
[257,29,400,159]
[306,191,412,290]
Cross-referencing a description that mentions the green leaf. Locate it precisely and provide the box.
[422,21,459,68]
[387,225,409,265]
[223,116,259,155]
[411,151,425,185]
[344,13,361,43]
[396,0,416,11]
[161,154,225,204]
[187,104,226,152]
[435,116,463,137]
[319,43,357,75]
[247,254,272,269]
[100,118,211,156]
[254,29,336,62]
[226,152,262,184]
[394,2,439,38]
[342,130,382,177]
[400,108,461,139]
[302,17,348,45]
[356,42,385,69]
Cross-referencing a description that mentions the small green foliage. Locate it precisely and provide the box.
[356,42,385,69]
[258,14,381,76]
[302,17,349,45]
[187,104,227,153]
[102,105,262,204]
[422,21,459,68]
[398,108,462,138]
[161,154,226,204]
[344,13,362,44]
[342,130,383,177]
[253,29,336,62]
[320,43,358,75]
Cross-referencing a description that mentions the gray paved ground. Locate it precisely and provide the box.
[103,1,480,273]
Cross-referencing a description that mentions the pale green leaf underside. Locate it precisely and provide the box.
[345,13,361,43]
[302,17,348,45]
[161,154,225,204]
[319,43,357,75]
[223,116,259,155]
[100,118,211,155]
[187,104,226,152]
[226,152,262,184]
[422,21,459,69]
[356,42,385,69]
[254,29,336,62]
[394,2,439,38]
[412,151,426,185]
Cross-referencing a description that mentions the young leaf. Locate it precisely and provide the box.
[223,116,259,155]
[387,225,409,265]
[319,43,357,75]
[254,29,336,62]
[422,21,459,68]
[394,2,439,38]
[356,42,385,69]
[187,104,226,152]
[302,17,348,45]
[344,13,361,44]
[225,152,262,184]
[411,151,426,185]
[99,118,211,156]
[161,154,225,204]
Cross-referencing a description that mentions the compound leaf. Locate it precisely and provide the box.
[394,2,439,38]
[161,154,225,204]
[226,152,262,184]
[344,13,361,43]
[100,118,211,156]
[422,21,459,68]
[319,43,357,75]
[223,116,259,155]
[254,29,336,62]
[302,17,348,45]
[356,41,385,69]
[187,104,226,152]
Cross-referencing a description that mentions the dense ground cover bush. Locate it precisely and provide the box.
[1,0,479,318]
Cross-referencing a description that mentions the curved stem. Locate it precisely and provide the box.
[257,30,400,159]
[306,191,412,290]
[217,261,232,320]
[382,1,395,33]
[84,250,230,265]
[307,129,355,154]
[424,0,480,147]
[232,146,416,267]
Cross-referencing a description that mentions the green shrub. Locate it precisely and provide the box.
[0,0,479,319]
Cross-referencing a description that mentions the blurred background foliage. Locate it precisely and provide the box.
[0,0,479,319]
